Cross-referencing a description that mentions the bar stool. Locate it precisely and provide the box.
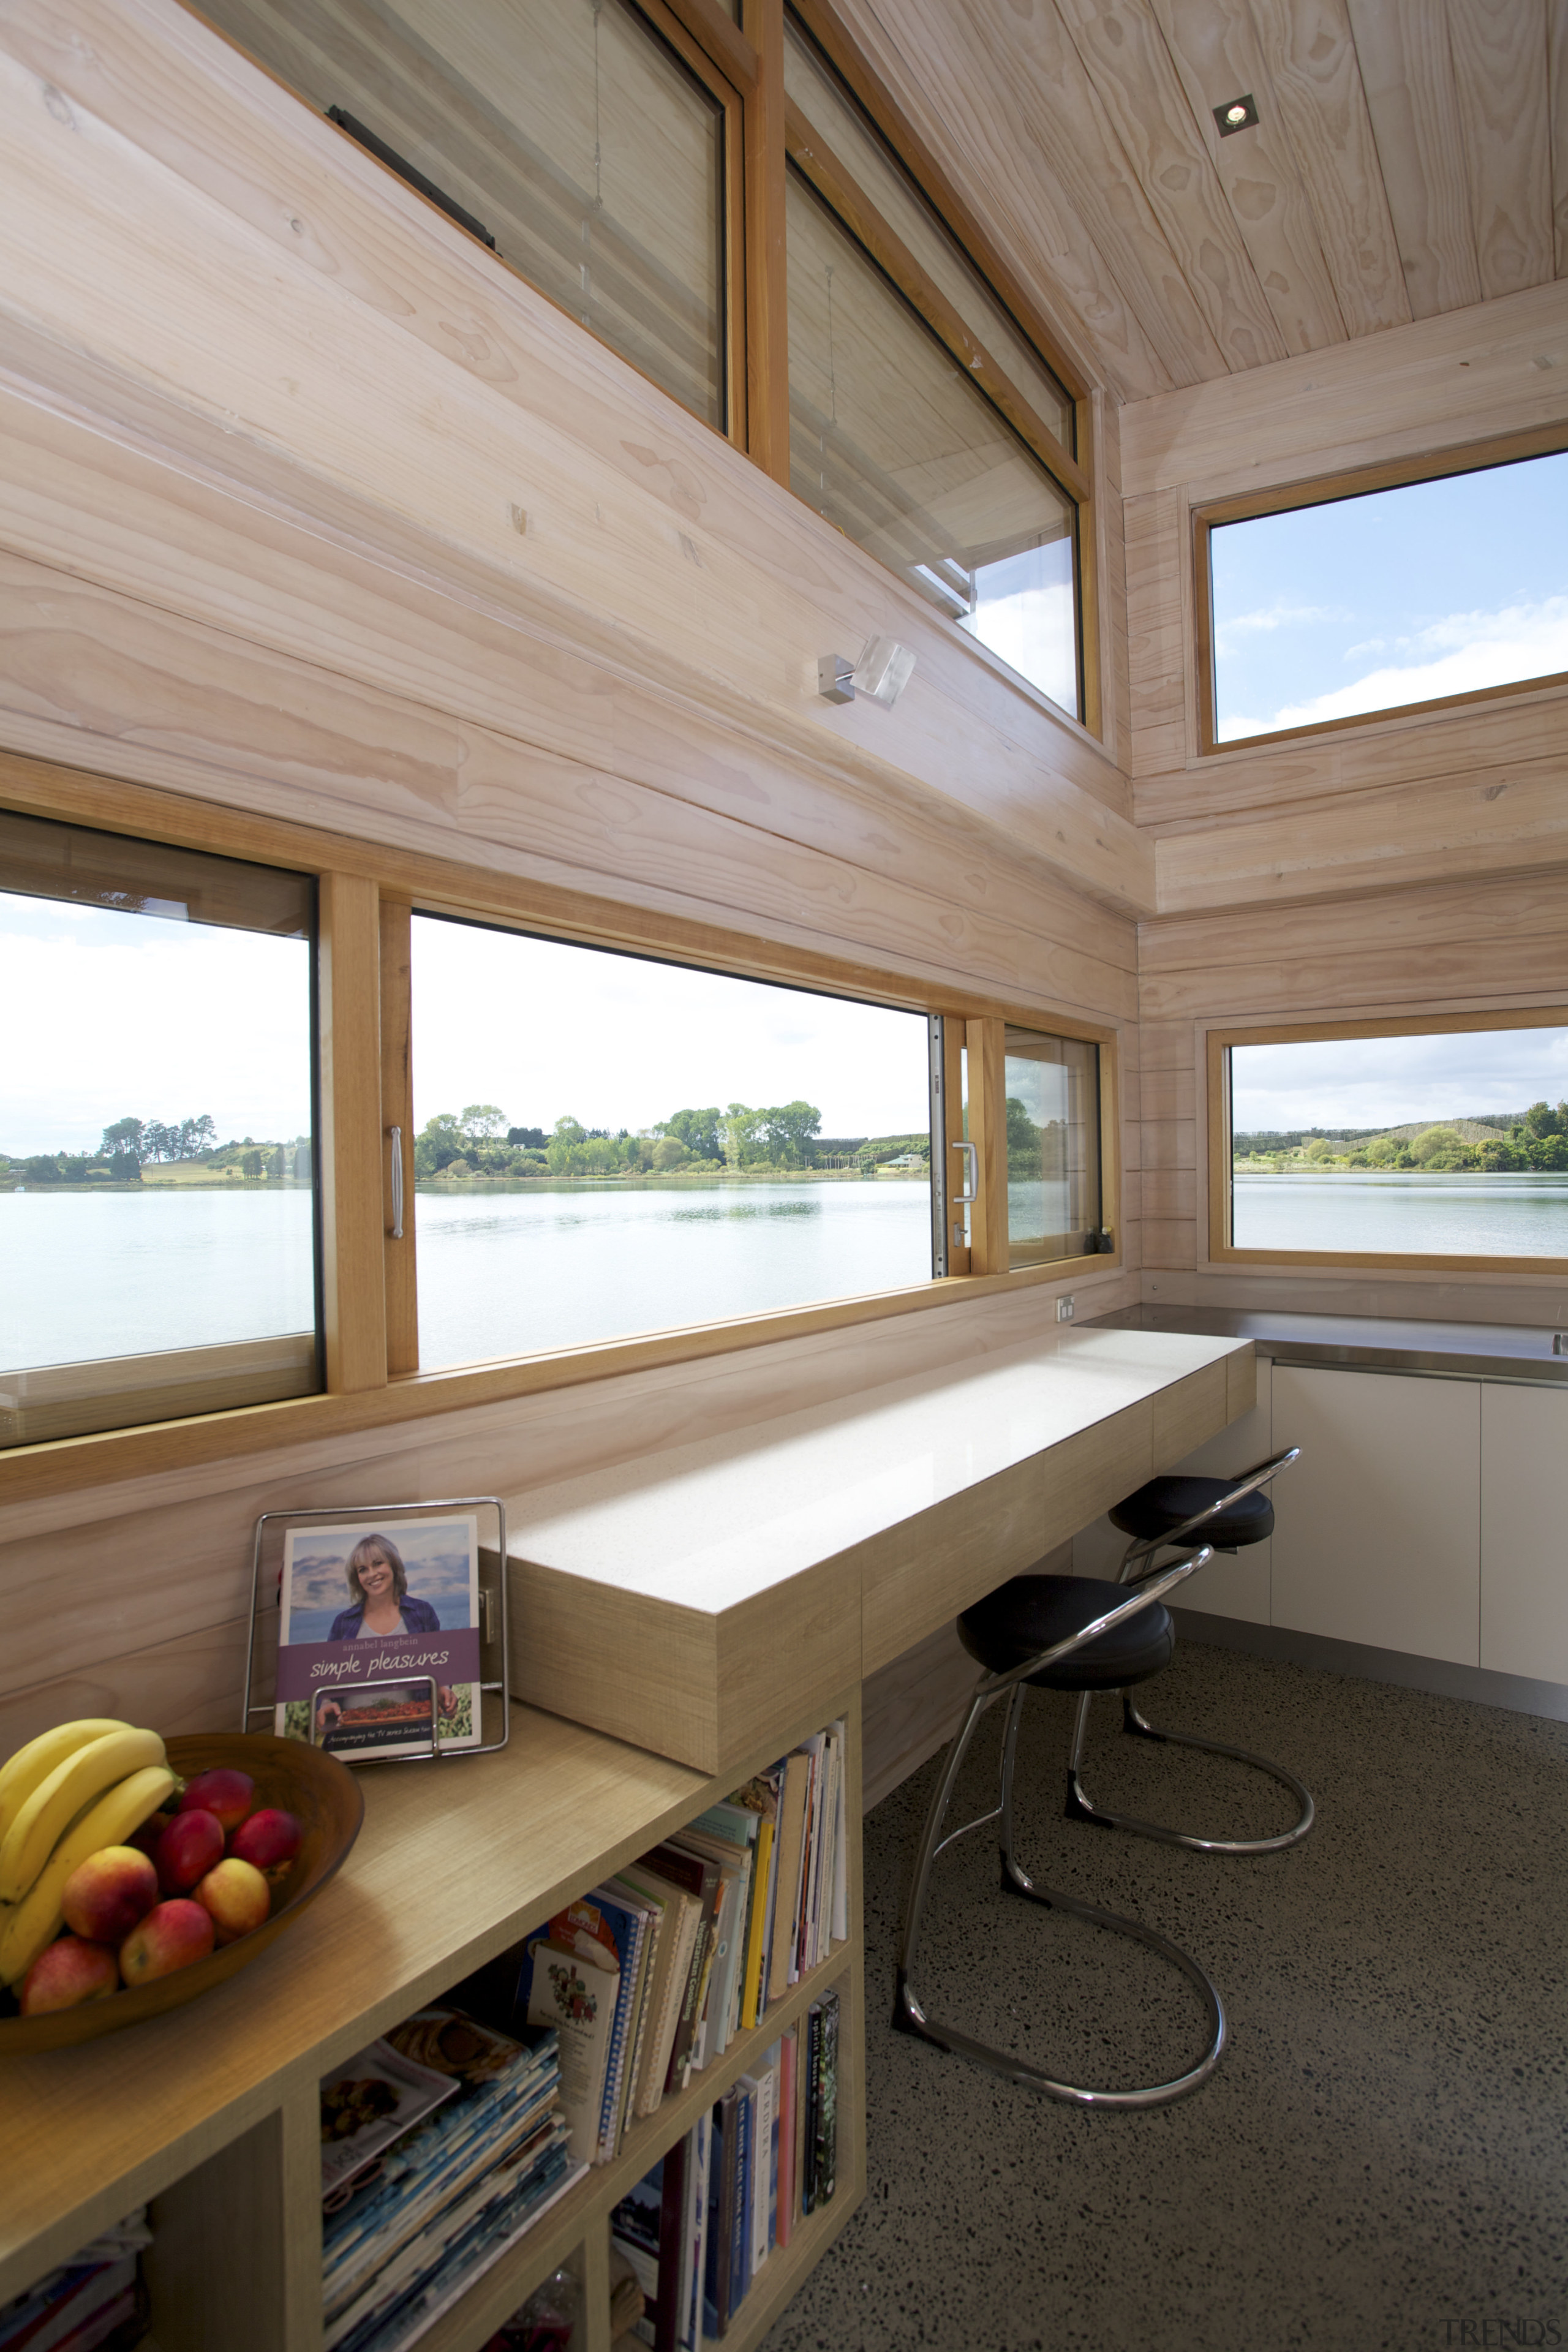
[893,1545,1228,2108]
[1065,1448,1314,1856]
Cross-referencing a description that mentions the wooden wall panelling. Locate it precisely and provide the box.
[1153,755,1568,914]
[0,540,1137,1023]
[379,895,418,1376]
[1341,0,1482,320]
[1243,0,1411,340]
[1124,484,1189,781]
[1134,680,1568,829]
[1051,0,1287,373]
[1145,0,1349,357]
[1442,0,1553,302]
[317,870,387,1394]
[0,0,1144,878]
[1118,275,1568,503]
[1091,391,1132,771]
[1139,869,1568,982]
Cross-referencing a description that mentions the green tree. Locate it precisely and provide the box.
[1524,1101,1562,1139]
[101,1116,145,1163]
[1005,1096,1038,1167]
[651,1136,690,1170]
[461,1103,508,1141]
[758,1101,822,1166]
[1409,1125,1466,1166]
[722,1104,763,1169]
[655,1107,724,1162]
[241,1149,263,1178]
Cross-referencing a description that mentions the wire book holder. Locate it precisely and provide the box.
[244,1498,510,1762]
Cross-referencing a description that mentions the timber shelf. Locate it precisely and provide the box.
[0,1694,866,2352]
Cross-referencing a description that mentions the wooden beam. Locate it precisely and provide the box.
[741,0,790,483]
[1243,0,1411,340]
[964,1015,1009,1276]
[1444,0,1554,301]
[317,870,387,1394]
[1344,0,1482,318]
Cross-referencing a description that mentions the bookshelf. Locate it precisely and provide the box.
[0,1694,865,2352]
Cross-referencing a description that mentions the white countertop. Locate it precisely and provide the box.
[505,1326,1248,1616]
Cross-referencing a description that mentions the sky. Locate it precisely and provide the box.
[1211,449,1568,741]
[412,916,932,1137]
[2,894,312,1153]
[1231,1028,1568,1135]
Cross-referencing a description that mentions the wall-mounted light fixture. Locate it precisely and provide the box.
[816,635,917,707]
[1213,93,1259,136]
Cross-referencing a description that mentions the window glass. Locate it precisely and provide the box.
[1227,1026,1568,1259]
[198,0,728,429]
[782,17,1074,452]
[1002,1027,1101,1268]
[1,812,318,1446]
[1210,449,1568,744]
[786,170,1078,715]
[410,918,933,1367]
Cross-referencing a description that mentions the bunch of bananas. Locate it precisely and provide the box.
[0,1719,175,1989]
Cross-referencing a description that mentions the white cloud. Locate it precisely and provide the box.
[1212,600,1351,656]
[1220,595,1568,740]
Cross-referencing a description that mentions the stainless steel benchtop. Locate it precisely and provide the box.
[1087,1304,1568,1387]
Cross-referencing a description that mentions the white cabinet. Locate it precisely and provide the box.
[1270,1365,1480,1666]
[1480,1384,1568,1683]
[1072,1365,1273,1624]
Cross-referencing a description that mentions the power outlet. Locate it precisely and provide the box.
[1056,1295,1076,1322]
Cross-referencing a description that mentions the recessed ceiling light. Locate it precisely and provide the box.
[1214,93,1259,136]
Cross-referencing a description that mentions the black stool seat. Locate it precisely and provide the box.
[960,1574,1174,1690]
[1110,1473,1273,1551]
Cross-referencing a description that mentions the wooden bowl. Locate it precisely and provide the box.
[0,1733,364,2055]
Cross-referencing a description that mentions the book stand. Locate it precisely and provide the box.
[243,1497,511,1760]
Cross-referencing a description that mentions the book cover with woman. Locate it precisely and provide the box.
[274,1513,483,1758]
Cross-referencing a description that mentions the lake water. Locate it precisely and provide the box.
[11,1169,1564,1378]
[413,1178,933,1366]
[0,1178,933,1372]
[1233,1170,1568,1256]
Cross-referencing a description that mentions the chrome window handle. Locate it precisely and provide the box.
[388,1125,404,1240]
[952,1140,978,1205]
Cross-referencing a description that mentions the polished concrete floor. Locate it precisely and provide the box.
[761,1643,1568,2352]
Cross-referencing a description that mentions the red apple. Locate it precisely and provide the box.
[194,1856,271,1945]
[20,1936,119,2015]
[228,1807,301,1875]
[177,1768,254,1833]
[155,1808,224,1896]
[119,1899,214,1985]
[62,1845,159,1943]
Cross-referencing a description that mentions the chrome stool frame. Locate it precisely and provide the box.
[1065,1448,1314,1856]
[893,1547,1229,2109]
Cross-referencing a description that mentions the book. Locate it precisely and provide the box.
[829,1719,850,1947]
[729,2083,754,2316]
[775,2028,797,2251]
[668,1826,749,2070]
[729,1767,781,2030]
[519,1939,618,2169]
[703,2089,738,2340]
[767,1752,812,2004]
[538,1887,649,2165]
[682,2108,710,2352]
[810,1990,839,2210]
[644,1841,722,2091]
[617,1864,701,2119]
[743,2054,778,2282]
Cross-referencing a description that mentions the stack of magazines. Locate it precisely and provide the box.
[0,2211,150,2352]
[320,2007,583,2352]
[519,1719,849,2173]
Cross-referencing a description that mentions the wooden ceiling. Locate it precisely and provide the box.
[834,0,1568,403]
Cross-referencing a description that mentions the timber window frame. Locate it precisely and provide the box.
[1193,424,1568,758]
[0,755,1120,1496]
[1206,1011,1568,1276]
[183,0,1100,734]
